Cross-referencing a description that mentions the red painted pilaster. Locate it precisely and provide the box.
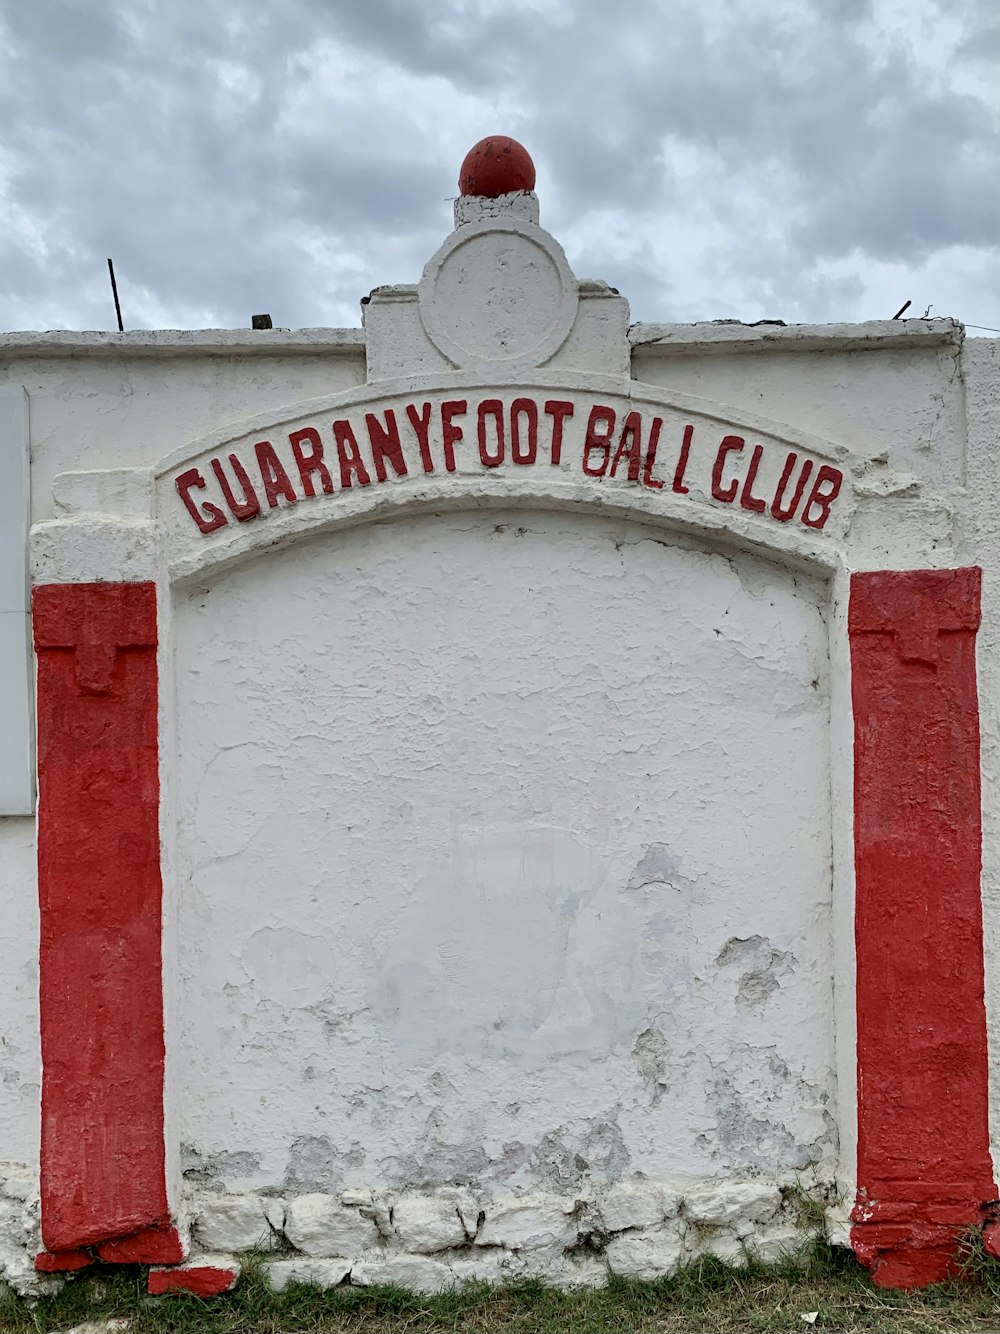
[33,581,170,1253]
[850,567,997,1287]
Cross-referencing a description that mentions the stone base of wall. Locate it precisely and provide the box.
[0,1168,842,1296]
[251,1180,836,1292]
[0,1164,45,1297]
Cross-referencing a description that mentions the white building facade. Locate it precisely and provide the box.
[0,139,998,1296]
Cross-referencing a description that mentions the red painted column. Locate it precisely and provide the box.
[33,582,177,1261]
[850,567,997,1288]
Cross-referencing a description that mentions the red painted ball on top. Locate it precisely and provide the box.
[459,136,536,198]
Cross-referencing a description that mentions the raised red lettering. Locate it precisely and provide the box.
[510,398,538,465]
[175,468,227,534]
[255,440,297,508]
[801,465,844,530]
[711,435,744,504]
[771,453,813,522]
[333,420,372,489]
[610,411,643,482]
[582,405,616,477]
[478,400,505,468]
[366,410,408,483]
[441,400,467,473]
[672,424,693,495]
[544,400,574,465]
[405,402,434,474]
[289,427,334,498]
[642,417,665,490]
[739,444,766,514]
[211,454,261,522]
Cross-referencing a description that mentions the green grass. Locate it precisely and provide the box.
[2,1240,1000,1334]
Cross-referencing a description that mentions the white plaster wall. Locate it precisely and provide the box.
[632,342,964,490]
[957,338,1000,1171]
[0,330,981,1221]
[0,348,365,524]
[172,509,837,1196]
[0,345,364,1194]
[0,326,976,1262]
[0,819,39,1167]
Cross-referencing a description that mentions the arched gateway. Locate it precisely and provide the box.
[3,140,996,1294]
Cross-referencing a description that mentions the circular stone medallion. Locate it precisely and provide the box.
[418,220,578,372]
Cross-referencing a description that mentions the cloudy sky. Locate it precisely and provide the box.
[0,0,997,334]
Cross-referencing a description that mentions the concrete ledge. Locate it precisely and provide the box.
[0,328,366,360]
[629,319,963,357]
[0,320,963,362]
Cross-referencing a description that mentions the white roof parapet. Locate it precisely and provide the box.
[0,320,962,365]
[0,327,366,360]
[629,318,963,356]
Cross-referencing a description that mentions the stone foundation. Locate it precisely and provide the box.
[199,1177,839,1292]
[0,1166,841,1296]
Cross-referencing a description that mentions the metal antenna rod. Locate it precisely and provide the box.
[107,258,124,332]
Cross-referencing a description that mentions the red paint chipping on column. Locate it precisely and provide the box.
[148,1266,239,1298]
[459,136,536,197]
[35,1249,94,1273]
[850,567,997,1288]
[33,582,170,1253]
[97,1225,185,1265]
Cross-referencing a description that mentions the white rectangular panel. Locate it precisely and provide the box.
[0,387,33,814]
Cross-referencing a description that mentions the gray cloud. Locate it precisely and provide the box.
[0,0,996,332]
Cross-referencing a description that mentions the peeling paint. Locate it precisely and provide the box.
[715,936,798,1010]
[181,1147,260,1192]
[285,1137,365,1194]
[632,1027,669,1101]
[698,1046,838,1174]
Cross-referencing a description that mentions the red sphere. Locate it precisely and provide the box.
[458,136,536,198]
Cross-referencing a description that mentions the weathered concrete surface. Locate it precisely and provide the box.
[173,509,836,1197]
